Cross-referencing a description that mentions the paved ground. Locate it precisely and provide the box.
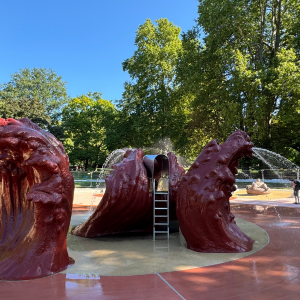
[3,187,300,300]
[64,216,268,276]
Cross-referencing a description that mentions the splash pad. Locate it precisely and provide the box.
[72,130,255,253]
[0,119,265,281]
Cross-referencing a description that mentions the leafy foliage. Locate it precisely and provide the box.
[62,92,116,169]
[0,68,68,120]
[0,96,49,126]
[119,18,191,154]
[177,0,300,163]
[1,3,300,167]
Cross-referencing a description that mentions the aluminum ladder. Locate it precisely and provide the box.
[153,177,169,240]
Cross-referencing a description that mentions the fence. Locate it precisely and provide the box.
[71,169,111,188]
[236,169,299,189]
[72,168,298,189]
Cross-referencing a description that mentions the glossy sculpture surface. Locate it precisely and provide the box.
[72,149,152,237]
[72,150,185,237]
[177,130,255,253]
[0,118,74,280]
[167,152,185,220]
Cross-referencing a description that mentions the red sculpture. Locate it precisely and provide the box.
[72,130,253,254]
[72,150,185,237]
[177,130,254,252]
[72,149,152,237]
[168,152,185,220]
[0,118,74,280]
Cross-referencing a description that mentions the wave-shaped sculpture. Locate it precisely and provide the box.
[72,149,152,237]
[168,152,185,220]
[177,130,254,253]
[72,150,185,237]
[0,118,74,280]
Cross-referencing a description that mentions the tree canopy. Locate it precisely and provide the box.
[1,2,300,168]
[119,18,190,153]
[62,92,116,169]
[177,0,300,163]
[0,96,49,124]
[0,68,68,121]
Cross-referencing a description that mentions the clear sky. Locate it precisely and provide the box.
[1,0,199,103]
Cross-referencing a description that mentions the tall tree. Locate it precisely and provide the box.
[0,96,49,124]
[62,92,116,170]
[0,68,68,120]
[120,18,190,152]
[177,0,300,161]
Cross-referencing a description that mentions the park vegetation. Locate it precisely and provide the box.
[1,0,300,169]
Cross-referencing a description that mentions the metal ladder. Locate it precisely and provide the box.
[153,178,169,240]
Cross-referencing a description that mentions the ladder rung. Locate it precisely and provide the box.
[153,179,169,240]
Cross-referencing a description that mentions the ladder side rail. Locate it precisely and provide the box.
[153,177,170,240]
[153,178,155,240]
[167,178,169,239]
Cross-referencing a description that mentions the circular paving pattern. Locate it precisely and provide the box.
[63,215,269,276]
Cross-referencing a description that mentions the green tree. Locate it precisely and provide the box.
[0,68,68,120]
[175,27,219,159]
[62,92,116,170]
[177,0,300,161]
[120,18,190,152]
[0,96,49,124]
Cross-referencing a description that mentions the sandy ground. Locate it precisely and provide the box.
[73,187,297,208]
[73,188,100,206]
[230,188,300,207]
[233,189,292,200]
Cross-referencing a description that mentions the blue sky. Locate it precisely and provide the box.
[1,0,199,103]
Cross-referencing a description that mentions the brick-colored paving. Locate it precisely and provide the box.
[1,189,300,299]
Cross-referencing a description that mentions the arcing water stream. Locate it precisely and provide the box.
[89,146,299,214]
[89,148,131,213]
[89,138,190,214]
[252,147,299,186]
[252,147,298,170]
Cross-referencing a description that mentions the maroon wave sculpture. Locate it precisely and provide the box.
[168,152,185,220]
[72,149,152,237]
[0,118,74,280]
[177,130,254,253]
[72,150,185,237]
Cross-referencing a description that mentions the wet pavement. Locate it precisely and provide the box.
[62,216,268,276]
[1,190,300,299]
